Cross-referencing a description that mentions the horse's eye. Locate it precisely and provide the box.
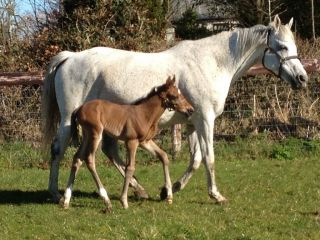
[280,45,288,51]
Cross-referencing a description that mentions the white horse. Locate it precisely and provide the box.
[42,15,308,203]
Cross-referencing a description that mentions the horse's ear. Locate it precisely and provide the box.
[273,14,281,32]
[287,17,293,29]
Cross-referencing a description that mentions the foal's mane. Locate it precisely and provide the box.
[133,83,167,105]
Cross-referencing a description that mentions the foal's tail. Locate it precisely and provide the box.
[70,108,81,147]
[41,51,75,150]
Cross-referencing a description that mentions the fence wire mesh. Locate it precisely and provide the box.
[0,73,319,143]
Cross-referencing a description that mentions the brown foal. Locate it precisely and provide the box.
[60,76,194,211]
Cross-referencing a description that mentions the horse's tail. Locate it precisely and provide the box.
[41,51,75,151]
[70,108,80,147]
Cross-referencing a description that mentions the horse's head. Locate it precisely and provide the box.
[157,76,194,117]
[262,15,308,89]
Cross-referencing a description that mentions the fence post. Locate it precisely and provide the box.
[172,124,182,160]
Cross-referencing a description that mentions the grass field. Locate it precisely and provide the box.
[0,136,319,240]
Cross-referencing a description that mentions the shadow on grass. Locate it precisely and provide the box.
[0,189,52,204]
[299,210,320,220]
[0,189,161,205]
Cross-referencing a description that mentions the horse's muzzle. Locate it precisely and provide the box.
[297,74,308,88]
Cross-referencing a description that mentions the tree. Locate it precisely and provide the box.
[311,0,315,40]
[234,0,285,26]
[0,0,171,71]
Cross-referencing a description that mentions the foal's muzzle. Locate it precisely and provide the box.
[184,108,194,117]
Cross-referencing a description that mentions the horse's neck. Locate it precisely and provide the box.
[136,95,165,126]
[230,27,268,81]
[204,26,267,82]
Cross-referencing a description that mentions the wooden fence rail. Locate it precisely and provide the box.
[0,59,319,86]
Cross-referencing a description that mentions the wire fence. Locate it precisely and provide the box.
[0,71,320,143]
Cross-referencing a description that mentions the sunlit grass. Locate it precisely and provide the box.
[0,137,319,239]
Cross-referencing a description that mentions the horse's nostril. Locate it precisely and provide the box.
[298,74,308,83]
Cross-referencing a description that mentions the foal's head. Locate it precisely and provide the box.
[156,76,194,117]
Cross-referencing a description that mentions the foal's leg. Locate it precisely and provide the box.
[140,140,173,204]
[60,148,83,209]
[85,129,112,212]
[120,140,139,209]
[101,135,149,199]
[172,125,202,194]
[49,120,72,203]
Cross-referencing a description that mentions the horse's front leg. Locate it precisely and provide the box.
[194,112,227,203]
[140,140,173,204]
[172,125,202,194]
[120,140,139,209]
[101,135,149,199]
[49,121,71,203]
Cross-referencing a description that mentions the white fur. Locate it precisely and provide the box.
[45,18,308,202]
[99,188,109,200]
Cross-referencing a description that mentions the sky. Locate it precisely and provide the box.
[15,0,33,15]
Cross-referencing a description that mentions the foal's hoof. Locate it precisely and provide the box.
[172,182,182,193]
[134,189,149,200]
[166,197,173,205]
[59,197,69,209]
[102,206,112,214]
[160,187,168,200]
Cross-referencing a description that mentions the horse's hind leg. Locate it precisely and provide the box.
[85,130,112,213]
[172,125,202,194]
[101,135,149,199]
[49,122,71,203]
[140,140,173,204]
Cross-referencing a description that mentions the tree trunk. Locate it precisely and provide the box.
[311,0,316,41]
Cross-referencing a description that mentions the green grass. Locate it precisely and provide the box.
[0,137,319,239]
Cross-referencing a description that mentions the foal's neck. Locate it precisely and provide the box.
[137,94,166,125]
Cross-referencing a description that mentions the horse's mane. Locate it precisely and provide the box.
[231,25,269,62]
[232,23,293,62]
[133,83,167,105]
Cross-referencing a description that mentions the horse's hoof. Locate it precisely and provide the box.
[172,182,182,193]
[52,193,63,204]
[120,199,129,209]
[134,189,149,200]
[212,195,228,205]
[160,187,168,200]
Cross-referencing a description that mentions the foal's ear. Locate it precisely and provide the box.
[165,75,175,86]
